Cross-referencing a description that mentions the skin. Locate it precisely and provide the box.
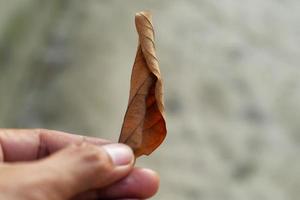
[0,129,159,200]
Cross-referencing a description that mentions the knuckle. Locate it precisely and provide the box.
[94,156,112,172]
[34,128,48,135]
[76,143,112,169]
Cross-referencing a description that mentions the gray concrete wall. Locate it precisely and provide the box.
[1,1,300,199]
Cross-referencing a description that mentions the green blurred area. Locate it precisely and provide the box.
[1,1,300,200]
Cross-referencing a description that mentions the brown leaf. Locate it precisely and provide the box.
[119,11,167,157]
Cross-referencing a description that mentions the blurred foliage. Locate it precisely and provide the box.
[0,0,77,128]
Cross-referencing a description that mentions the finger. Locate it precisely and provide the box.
[73,168,159,200]
[37,143,134,199]
[0,129,110,162]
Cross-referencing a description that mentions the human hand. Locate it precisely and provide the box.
[0,129,159,200]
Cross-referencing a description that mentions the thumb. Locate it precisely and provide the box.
[39,143,134,199]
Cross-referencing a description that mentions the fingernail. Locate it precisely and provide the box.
[103,144,133,166]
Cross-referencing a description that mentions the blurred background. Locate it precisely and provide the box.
[1,0,300,199]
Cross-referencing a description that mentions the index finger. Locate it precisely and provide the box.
[0,129,111,162]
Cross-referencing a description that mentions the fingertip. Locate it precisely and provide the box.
[134,168,160,198]
[93,167,160,199]
[103,143,134,167]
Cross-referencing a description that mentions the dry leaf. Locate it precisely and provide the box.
[119,11,167,157]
